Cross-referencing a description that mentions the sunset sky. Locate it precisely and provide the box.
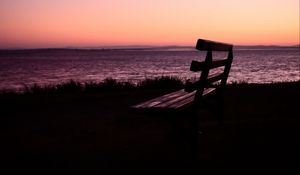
[0,0,299,48]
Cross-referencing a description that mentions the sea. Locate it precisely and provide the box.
[0,46,299,91]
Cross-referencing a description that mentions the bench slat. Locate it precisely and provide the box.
[211,59,227,69]
[132,88,216,110]
[184,72,223,92]
[207,72,224,85]
[190,59,227,72]
[132,89,187,108]
[190,60,205,72]
[196,39,232,51]
[168,88,216,109]
[154,90,196,108]
[168,95,194,109]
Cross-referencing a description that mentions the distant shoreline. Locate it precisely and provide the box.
[0,45,299,52]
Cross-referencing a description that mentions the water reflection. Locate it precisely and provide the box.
[0,49,299,91]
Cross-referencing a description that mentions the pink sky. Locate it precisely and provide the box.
[0,0,299,48]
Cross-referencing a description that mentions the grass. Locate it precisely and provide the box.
[3,76,299,95]
[15,76,184,95]
[1,78,300,174]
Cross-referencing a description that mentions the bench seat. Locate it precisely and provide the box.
[132,88,216,110]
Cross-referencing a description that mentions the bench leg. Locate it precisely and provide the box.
[168,110,199,162]
[189,108,199,162]
[215,94,224,126]
[168,113,186,159]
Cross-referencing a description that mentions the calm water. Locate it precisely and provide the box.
[0,48,299,91]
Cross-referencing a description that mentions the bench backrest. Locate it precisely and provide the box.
[185,39,233,103]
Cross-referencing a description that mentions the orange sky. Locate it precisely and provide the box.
[0,0,299,48]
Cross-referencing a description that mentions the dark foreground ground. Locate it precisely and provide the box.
[1,82,300,174]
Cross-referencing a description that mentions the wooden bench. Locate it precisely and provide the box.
[130,38,233,160]
[131,38,234,125]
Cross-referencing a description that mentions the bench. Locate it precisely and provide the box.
[131,39,233,123]
[130,38,233,160]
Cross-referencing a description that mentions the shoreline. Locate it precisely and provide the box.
[1,76,299,94]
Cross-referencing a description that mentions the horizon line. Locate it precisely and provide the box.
[1,44,299,50]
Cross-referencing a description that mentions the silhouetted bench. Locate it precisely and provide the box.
[131,39,233,123]
[131,38,233,160]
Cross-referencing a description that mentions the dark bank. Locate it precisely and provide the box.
[1,78,300,174]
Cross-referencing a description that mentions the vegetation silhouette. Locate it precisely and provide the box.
[1,78,299,174]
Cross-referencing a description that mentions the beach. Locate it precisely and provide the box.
[1,80,300,174]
